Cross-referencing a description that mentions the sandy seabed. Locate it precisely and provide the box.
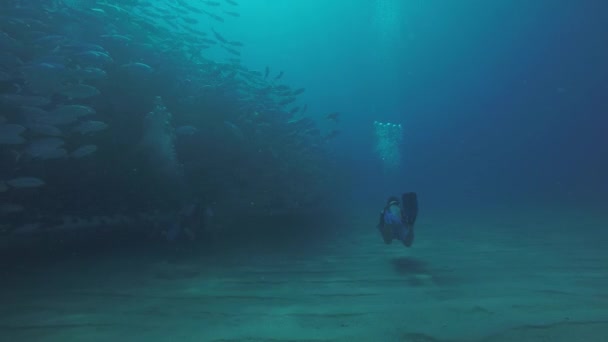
[1,207,607,341]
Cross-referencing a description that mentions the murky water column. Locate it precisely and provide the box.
[371,0,404,63]
[373,121,404,172]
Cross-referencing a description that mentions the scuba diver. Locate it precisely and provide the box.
[377,192,418,247]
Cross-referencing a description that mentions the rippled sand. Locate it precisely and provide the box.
[1,208,607,341]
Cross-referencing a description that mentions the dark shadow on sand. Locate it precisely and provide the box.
[390,257,429,275]
[391,257,463,288]
[391,257,432,287]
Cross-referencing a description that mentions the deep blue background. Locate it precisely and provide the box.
[224,1,608,210]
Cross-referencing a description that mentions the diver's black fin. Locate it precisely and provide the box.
[401,192,418,227]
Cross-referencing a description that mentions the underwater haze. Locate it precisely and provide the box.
[1,0,607,341]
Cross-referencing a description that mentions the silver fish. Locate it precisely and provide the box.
[59,84,100,99]
[52,105,96,118]
[121,62,154,73]
[100,34,132,44]
[23,106,77,126]
[6,177,46,188]
[25,138,66,159]
[0,123,25,135]
[72,120,108,135]
[0,69,12,81]
[71,144,98,158]
[0,123,26,145]
[26,146,68,160]
[1,94,51,107]
[25,123,63,137]
[71,50,113,65]
[71,67,107,81]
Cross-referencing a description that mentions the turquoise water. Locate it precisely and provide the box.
[1,1,607,341]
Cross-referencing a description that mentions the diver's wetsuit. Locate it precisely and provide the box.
[377,193,417,247]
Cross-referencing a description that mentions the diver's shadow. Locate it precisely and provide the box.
[390,256,428,276]
[391,257,461,288]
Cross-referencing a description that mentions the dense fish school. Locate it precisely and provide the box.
[0,0,340,240]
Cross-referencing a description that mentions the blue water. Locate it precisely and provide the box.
[1,1,607,341]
